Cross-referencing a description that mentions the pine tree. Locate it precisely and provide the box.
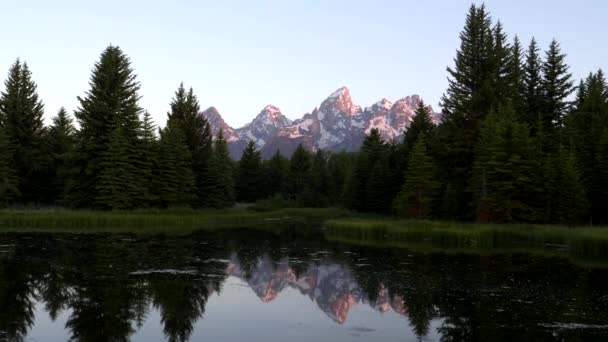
[349,129,387,212]
[527,118,554,223]
[541,151,560,223]
[361,128,386,164]
[0,59,47,204]
[522,38,544,128]
[310,149,330,207]
[402,100,436,169]
[472,105,535,223]
[287,144,313,206]
[595,129,608,222]
[436,4,499,220]
[340,164,359,209]
[507,36,526,112]
[136,111,158,206]
[393,134,438,219]
[555,146,588,225]
[95,127,139,210]
[365,156,391,214]
[206,130,235,208]
[327,151,354,206]
[542,40,574,130]
[71,45,144,208]
[264,150,289,198]
[167,83,213,207]
[441,4,496,121]
[141,111,157,142]
[565,70,608,223]
[236,141,263,203]
[46,107,76,203]
[492,21,512,107]
[0,126,19,206]
[155,121,196,207]
[386,143,404,205]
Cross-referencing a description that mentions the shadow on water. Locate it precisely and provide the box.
[0,224,608,341]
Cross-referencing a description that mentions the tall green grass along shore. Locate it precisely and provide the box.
[324,218,608,267]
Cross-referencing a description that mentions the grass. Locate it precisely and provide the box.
[2,207,608,266]
[0,207,347,234]
[324,217,608,266]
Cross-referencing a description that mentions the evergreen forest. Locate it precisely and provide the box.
[1,4,606,226]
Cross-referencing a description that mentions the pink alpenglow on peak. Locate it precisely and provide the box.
[201,107,239,142]
[320,86,362,117]
[328,86,349,99]
[201,87,441,159]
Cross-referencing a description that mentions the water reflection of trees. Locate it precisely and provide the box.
[0,258,36,341]
[0,233,230,342]
[0,230,607,341]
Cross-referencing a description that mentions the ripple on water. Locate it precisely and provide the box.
[540,323,608,330]
[129,269,199,275]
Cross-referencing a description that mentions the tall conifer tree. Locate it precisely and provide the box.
[236,141,263,203]
[365,156,392,214]
[349,129,387,212]
[46,107,76,203]
[555,146,588,225]
[566,70,608,223]
[327,152,354,206]
[287,144,313,206]
[0,59,46,203]
[492,21,512,107]
[156,121,196,207]
[542,39,574,131]
[71,45,144,208]
[472,105,535,223]
[507,36,526,112]
[393,134,438,219]
[522,38,544,128]
[206,130,235,208]
[402,100,435,170]
[167,83,213,206]
[137,111,158,206]
[0,126,18,205]
[310,149,330,207]
[264,150,289,198]
[95,127,139,210]
[437,4,498,220]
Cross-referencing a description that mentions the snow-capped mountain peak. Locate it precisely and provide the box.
[320,87,362,117]
[257,104,292,126]
[201,106,239,142]
[233,105,293,149]
[201,87,440,159]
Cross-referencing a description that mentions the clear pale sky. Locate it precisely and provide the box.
[0,0,606,127]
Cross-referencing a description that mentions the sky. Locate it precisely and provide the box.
[0,0,606,128]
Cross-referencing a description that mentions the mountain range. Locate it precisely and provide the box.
[202,87,440,159]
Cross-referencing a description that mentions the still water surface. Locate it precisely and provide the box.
[1,228,608,341]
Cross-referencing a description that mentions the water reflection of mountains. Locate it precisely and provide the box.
[0,230,607,342]
[226,253,406,324]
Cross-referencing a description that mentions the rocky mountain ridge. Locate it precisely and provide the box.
[201,87,440,159]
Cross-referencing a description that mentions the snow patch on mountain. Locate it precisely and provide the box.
[203,87,440,158]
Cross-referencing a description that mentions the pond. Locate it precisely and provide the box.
[1,228,608,341]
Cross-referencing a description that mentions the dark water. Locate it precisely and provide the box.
[1,228,608,342]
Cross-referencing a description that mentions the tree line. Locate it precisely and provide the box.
[0,4,606,225]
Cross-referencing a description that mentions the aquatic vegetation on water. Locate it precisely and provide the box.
[0,208,347,233]
[324,218,608,267]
